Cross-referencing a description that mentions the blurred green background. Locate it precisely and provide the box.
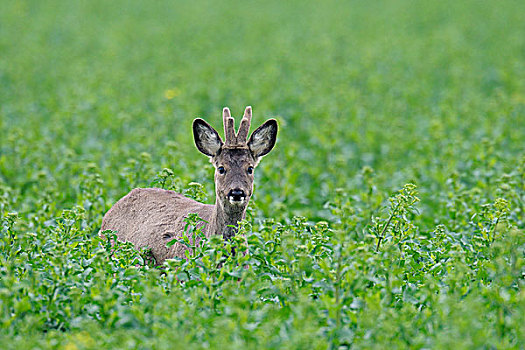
[2,0,523,224]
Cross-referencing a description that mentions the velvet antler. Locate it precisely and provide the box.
[222,106,253,147]
[236,106,252,144]
[223,107,236,146]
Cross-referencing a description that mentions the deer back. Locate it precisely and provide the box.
[101,188,213,264]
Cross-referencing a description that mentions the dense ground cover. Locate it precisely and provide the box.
[1,0,524,348]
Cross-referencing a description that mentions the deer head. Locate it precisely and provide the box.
[193,106,278,215]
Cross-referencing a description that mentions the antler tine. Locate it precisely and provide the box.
[223,107,236,145]
[236,106,252,144]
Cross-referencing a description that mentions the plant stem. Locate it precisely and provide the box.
[490,217,500,244]
[376,202,401,252]
[335,244,343,329]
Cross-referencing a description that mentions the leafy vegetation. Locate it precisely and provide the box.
[1,0,524,348]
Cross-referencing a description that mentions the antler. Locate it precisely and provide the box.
[222,106,253,147]
[236,106,252,144]
[223,107,236,145]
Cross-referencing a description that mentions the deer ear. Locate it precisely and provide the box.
[248,119,278,158]
[193,118,223,156]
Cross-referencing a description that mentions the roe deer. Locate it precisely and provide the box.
[100,106,278,265]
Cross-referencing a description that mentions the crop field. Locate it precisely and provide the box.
[1,0,524,348]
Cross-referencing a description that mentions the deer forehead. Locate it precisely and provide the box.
[213,148,256,167]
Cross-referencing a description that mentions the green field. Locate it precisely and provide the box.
[1,0,524,348]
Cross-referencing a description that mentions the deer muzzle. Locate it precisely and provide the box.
[227,189,246,205]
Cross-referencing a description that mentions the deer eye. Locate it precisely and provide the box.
[247,166,254,175]
[217,166,226,175]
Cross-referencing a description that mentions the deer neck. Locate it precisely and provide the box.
[209,199,246,240]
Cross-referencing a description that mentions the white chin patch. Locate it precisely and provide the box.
[228,196,246,206]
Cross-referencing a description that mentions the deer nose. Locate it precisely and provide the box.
[228,189,246,202]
